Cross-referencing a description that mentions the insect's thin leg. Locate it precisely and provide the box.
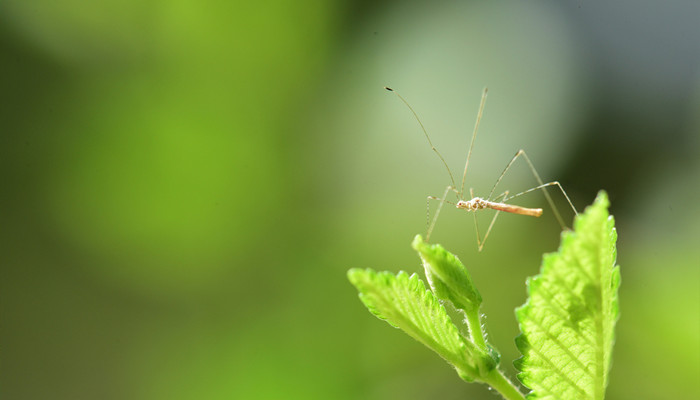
[489,190,509,202]
[487,149,577,229]
[487,149,523,200]
[517,150,578,228]
[504,180,578,219]
[459,88,489,196]
[426,185,459,241]
[469,188,483,249]
[474,190,509,252]
[468,187,497,252]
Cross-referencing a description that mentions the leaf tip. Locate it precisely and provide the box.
[411,234,426,252]
[593,190,610,208]
[346,268,364,285]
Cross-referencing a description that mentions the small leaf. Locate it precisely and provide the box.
[515,191,620,400]
[412,234,482,314]
[348,268,480,381]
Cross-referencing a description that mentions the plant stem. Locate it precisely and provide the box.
[465,310,487,349]
[483,368,526,400]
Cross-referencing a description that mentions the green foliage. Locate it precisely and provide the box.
[515,191,620,399]
[348,191,619,400]
[346,269,482,381]
[348,241,523,398]
[411,235,482,314]
[411,235,501,376]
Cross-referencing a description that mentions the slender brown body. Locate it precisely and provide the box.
[456,197,543,217]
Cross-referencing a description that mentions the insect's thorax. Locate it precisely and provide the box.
[457,197,488,212]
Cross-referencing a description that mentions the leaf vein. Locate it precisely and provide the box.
[526,302,595,380]
[525,339,590,399]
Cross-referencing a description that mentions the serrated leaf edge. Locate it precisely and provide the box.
[514,191,620,400]
[348,268,479,380]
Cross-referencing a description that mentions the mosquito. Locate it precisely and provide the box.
[384,86,578,251]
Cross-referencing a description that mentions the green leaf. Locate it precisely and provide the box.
[514,191,620,400]
[411,234,482,314]
[411,235,499,375]
[347,268,481,381]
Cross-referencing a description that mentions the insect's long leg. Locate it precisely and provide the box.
[459,88,489,197]
[470,188,486,251]
[474,190,510,252]
[488,190,510,202]
[504,181,577,216]
[487,149,523,200]
[426,185,460,241]
[487,149,577,229]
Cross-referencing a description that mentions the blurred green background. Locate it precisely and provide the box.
[2,0,698,399]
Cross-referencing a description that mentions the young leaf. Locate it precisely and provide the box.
[347,268,481,381]
[411,234,499,376]
[411,234,482,314]
[514,191,620,400]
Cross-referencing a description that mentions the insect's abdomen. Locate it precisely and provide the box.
[487,202,543,217]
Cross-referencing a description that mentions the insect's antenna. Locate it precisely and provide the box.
[385,87,456,189]
[460,87,488,197]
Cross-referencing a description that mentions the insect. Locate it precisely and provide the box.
[384,86,578,251]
